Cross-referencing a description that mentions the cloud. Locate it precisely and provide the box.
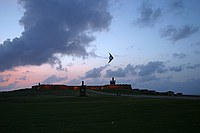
[134,77,200,95]
[0,74,11,83]
[194,51,200,55]
[0,82,18,91]
[160,25,199,42]
[0,76,9,83]
[48,56,67,72]
[138,61,167,76]
[169,0,184,13]
[67,78,82,85]
[104,61,197,78]
[105,64,137,77]
[18,76,27,81]
[135,0,162,27]
[186,64,200,70]
[84,65,108,78]
[105,61,168,78]
[191,42,200,47]
[169,65,183,72]
[0,0,112,72]
[68,77,108,86]
[42,75,67,84]
[136,75,159,83]
[125,64,138,75]
[72,61,200,95]
[172,53,187,59]
[105,68,127,77]
[84,78,108,85]
[23,70,32,74]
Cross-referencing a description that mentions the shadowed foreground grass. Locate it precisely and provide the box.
[0,89,200,133]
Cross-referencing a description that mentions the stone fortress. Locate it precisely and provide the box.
[32,77,182,96]
[32,77,132,91]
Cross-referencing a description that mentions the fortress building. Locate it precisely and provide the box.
[31,77,182,96]
[32,77,132,90]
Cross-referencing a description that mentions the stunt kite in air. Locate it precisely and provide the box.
[108,53,114,63]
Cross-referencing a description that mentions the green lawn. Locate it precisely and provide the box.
[0,89,200,133]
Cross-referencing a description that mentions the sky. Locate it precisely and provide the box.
[0,0,200,95]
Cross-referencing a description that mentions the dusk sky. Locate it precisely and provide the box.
[0,0,200,95]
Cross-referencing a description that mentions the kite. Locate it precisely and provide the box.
[108,53,114,63]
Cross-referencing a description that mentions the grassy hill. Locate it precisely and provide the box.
[0,89,200,133]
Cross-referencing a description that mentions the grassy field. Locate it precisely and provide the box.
[0,89,200,133]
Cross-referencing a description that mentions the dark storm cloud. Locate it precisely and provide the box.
[84,65,108,78]
[0,0,112,72]
[43,75,67,84]
[172,53,187,59]
[160,25,199,42]
[138,61,167,76]
[135,0,162,27]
